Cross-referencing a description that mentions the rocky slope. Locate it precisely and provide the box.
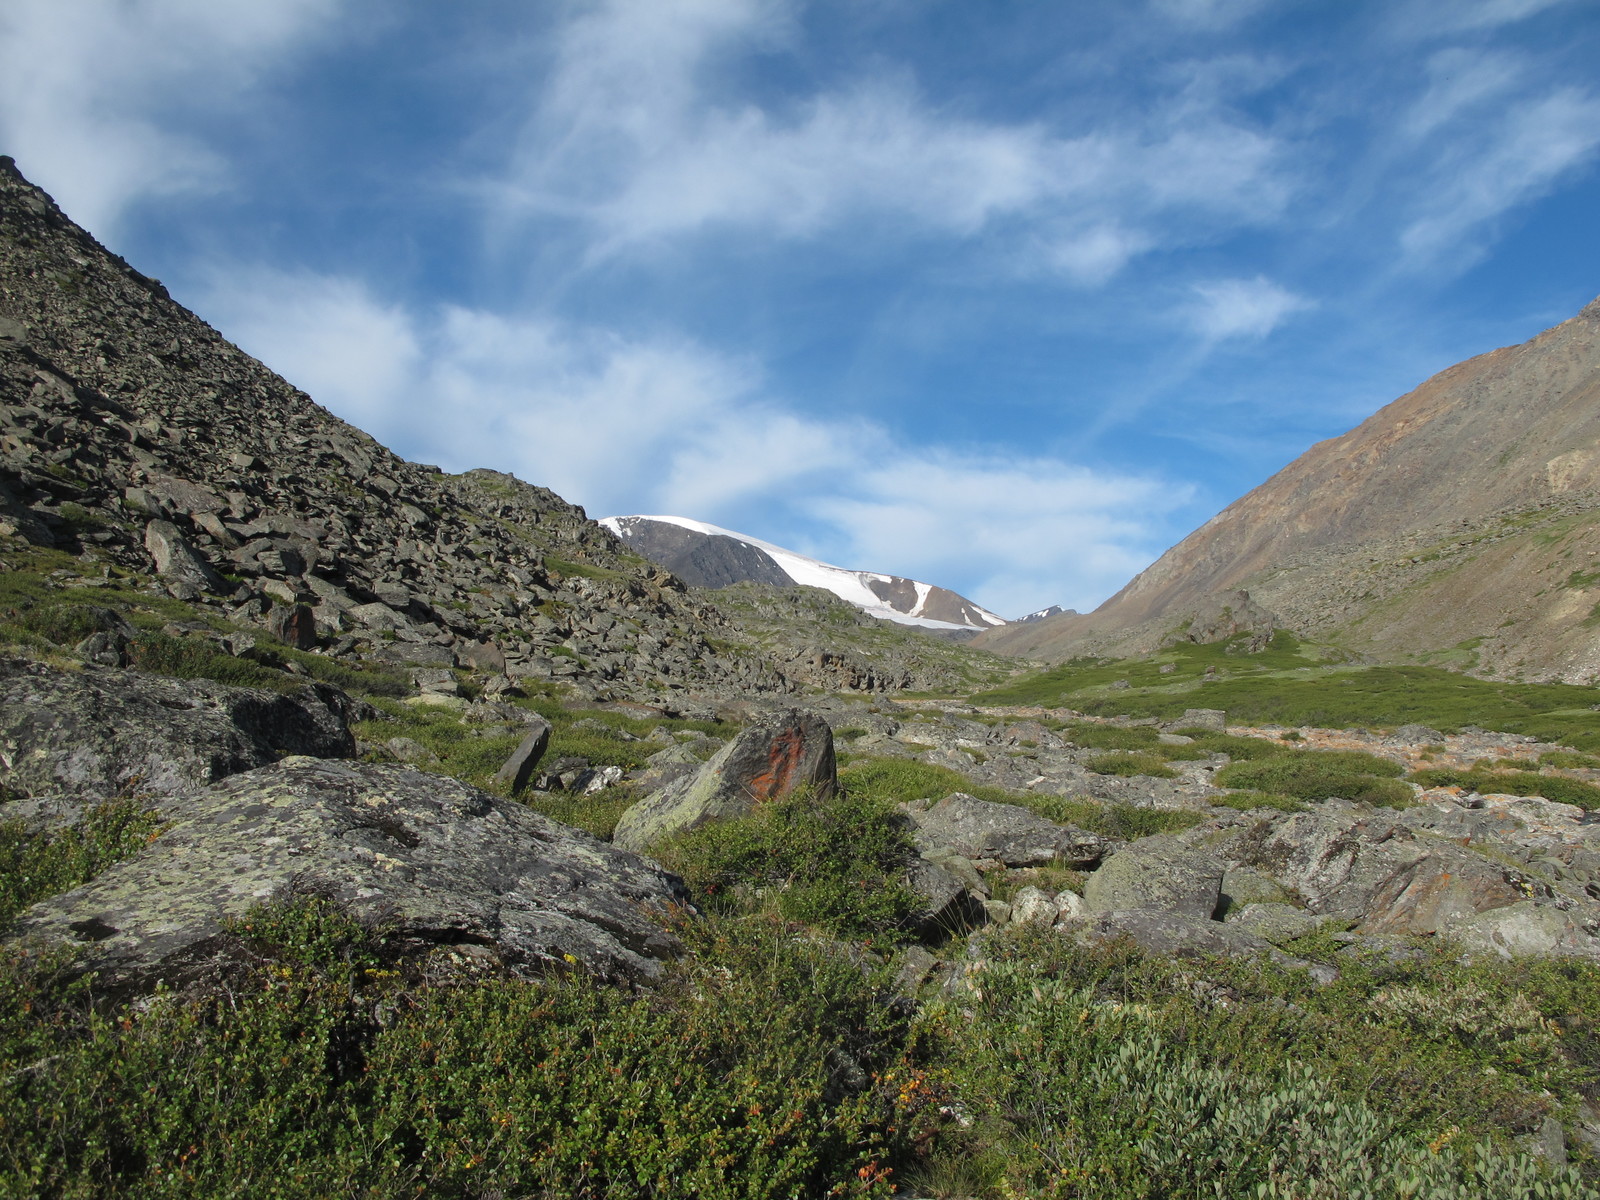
[981,298,1600,681]
[603,514,1009,632]
[0,156,823,705]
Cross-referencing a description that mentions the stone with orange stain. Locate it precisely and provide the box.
[611,709,836,852]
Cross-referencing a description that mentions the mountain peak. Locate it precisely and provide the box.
[602,514,1008,633]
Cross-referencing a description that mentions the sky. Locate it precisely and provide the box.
[2,1,1598,620]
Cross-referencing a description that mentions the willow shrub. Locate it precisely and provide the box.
[651,789,921,939]
[1216,747,1413,807]
[0,895,914,1199]
[924,945,1598,1199]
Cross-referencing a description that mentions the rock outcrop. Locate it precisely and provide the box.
[10,757,692,989]
[0,657,355,799]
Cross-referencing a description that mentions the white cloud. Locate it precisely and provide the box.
[1401,48,1526,140]
[1149,0,1271,30]
[195,269,421,440]
[497,0,1292,280]
[807,452,1186,617]
[0,0,339,237]
[196,265,1185,617]
[1183,276,1313,340]
[1392,0,1576,36]
[1400,85,1600,262]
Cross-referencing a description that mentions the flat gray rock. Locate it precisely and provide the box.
[906,792,1108,868]
[0,659,356,799]
[7,757,691,989]
[1065,908,1278,960]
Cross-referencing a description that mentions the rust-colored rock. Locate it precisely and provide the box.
[611,709,836,851]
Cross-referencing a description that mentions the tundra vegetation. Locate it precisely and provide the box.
[6,616,1600,1197]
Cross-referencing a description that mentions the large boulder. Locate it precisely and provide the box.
[905,792,1109,868]
[0,659,356,799]
[612,708,835,851]
[1228,804,1550,938]
[1083,835,1224,918]
[7,758,691,989]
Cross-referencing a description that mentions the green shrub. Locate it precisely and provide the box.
[1216,748,1413,807]
[838,757,972,804]
[0,898,912,1199]
[1408,767,1600,810]
[1084,751,1177,778]
[127,630,285,689]
[1541,749,1600,769]
[652,790,921,939]
[917,930,1600,1199]
[0,801,165,927]
[1063,722,1162,750]
[521,783,640,839]
[1023,795,1206,839]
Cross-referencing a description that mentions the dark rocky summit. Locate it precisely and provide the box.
[0,155,797,706]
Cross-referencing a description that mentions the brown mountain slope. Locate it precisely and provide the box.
[980,296,1600,682]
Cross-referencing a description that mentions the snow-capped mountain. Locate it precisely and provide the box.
[1017,605,1075,624]
[600,515,1009,633]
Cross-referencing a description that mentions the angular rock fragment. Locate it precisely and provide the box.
[143,518,224,598]
[905,792,1109,868]
[494,716,553,795]
[1083,835,1224,919]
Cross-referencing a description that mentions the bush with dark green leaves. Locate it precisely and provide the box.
[651,789,921,938]
[0,800,165,928]
[0,895,913,1199]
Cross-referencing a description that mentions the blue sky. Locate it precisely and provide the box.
[3,0,1598,619]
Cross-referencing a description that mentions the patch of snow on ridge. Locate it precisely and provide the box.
[910,580,933,618]
[600,515,1007,631]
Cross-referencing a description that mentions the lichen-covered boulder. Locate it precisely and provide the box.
[904,792,1109,868]
[0,659,356,799]
[1083,835,1224,918]
[8,757,692,989]
[612,708,835,851]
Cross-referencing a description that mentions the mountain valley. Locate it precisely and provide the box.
[5,157,1600,1198]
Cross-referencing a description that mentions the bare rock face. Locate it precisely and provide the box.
[0,659,355,799]
[7,757,692,990]
[1168,589,1276,651]
[611,709,836,851]
[905,792,1109,869]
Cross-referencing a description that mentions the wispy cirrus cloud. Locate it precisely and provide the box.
[1399,83,1600,264]
[496,0,1294,283]
[0,0,340,237]
[1183,276,1314,341]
